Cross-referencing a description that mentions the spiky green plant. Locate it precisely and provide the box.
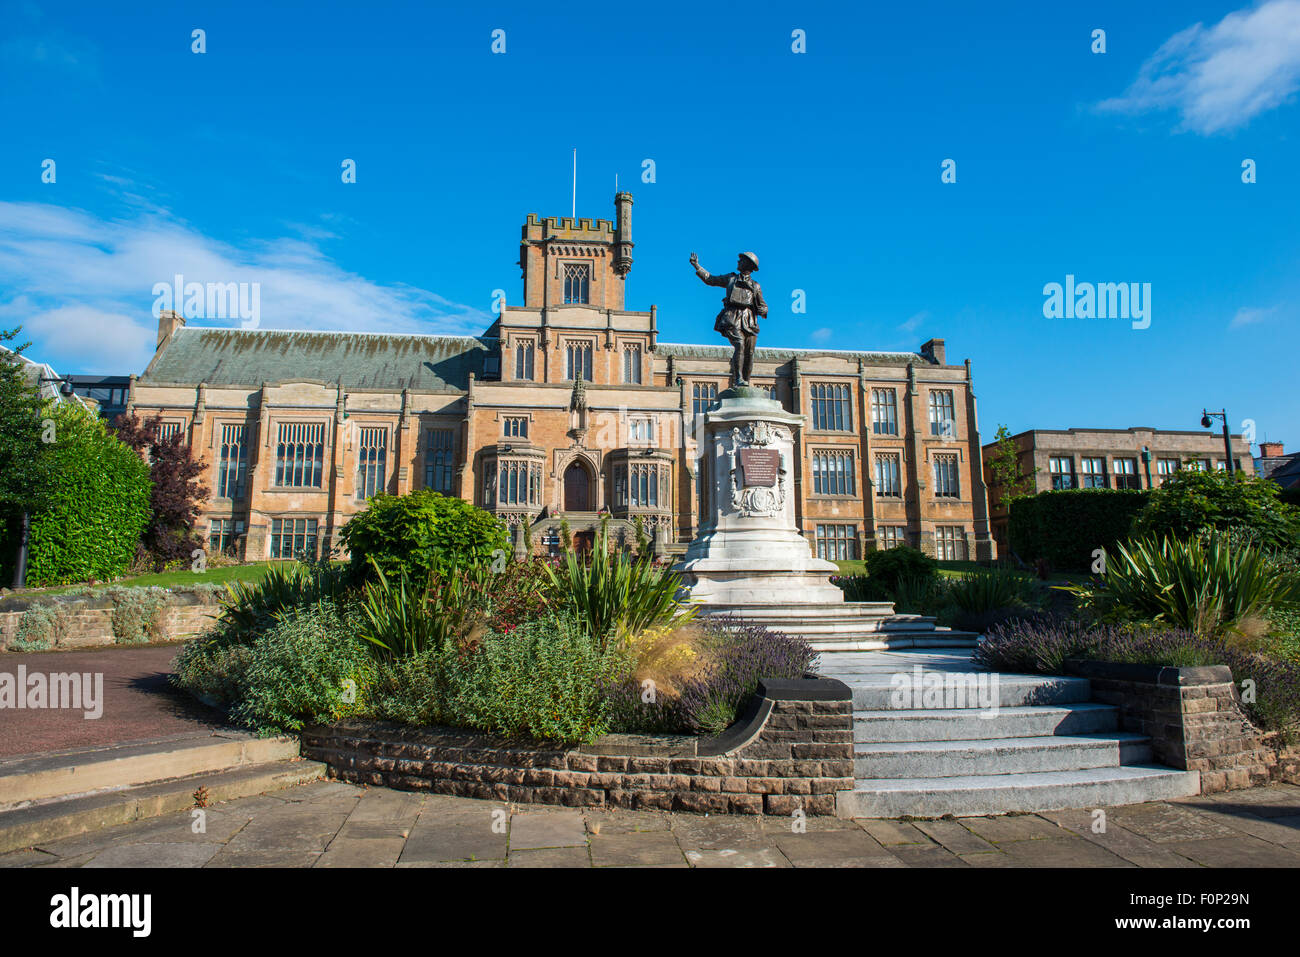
[1063,533,1300,638]
[357,557,487,660]
[217,558,348,641]
[543,525,695,649]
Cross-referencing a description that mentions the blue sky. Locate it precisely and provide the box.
[2,0,1298,447]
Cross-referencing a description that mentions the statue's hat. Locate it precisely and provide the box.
[739,251,759,271]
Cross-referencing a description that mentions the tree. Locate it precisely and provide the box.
[1133,468,1300,556]
[113,412,210,570]
[0,327,58,584]
[987,424,1038,512]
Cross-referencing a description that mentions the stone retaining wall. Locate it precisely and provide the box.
[302,677,855,815]
[0,589,221,652]
[1064,659,1287,793]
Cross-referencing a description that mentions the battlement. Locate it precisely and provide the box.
[519,193,635,311]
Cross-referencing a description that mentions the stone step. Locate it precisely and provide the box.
[852,703,1120,742]
[0,759,326,855]
[837,766,1201,819]
[844,674,1092,711]
[853,733,1152,778]
[809,634,979,653]
[0,732,301,810]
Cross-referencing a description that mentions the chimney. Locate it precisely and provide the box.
[1259,441,1285,458]
[613,191,634,277]
[157,309,185,349]
[920,338,946,365]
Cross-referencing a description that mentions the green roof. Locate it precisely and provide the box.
[141,328,490,391]
[656,342,926,365]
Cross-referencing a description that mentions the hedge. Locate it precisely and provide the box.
[16,404,152,586]
[1008,488,1149,571]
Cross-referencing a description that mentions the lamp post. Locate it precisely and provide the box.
[1140,445,1153,489]
[1200,409,1236,474]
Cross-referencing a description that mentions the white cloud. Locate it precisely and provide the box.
[1229,304,1280,328]
[1097,0,1300,134]
[810,327,832,343]
[899,310,928,333]
[0,201,491,373]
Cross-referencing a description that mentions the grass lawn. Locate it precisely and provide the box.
[15,562,277,597]
[832,559,1084,584]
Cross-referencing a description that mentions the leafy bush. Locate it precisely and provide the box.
[1063,534,1300,638]
[21,403,152,586]
[544,527,694,649]
[1134,469,1300,556]
[338,490,508,584]
[171,637,254,707]
[217,557,350,644]
[865,546,937,591]
[976,617,1300,733]
[229,603,376,735]
[105,586,168,644]
[11,601,70,651]
[358,559,487,660]
[1008,488,1149,571]
[945,569,1037,632]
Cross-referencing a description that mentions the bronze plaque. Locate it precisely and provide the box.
[740,448,779,487]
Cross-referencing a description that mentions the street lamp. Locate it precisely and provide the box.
[1200,408,1236,474]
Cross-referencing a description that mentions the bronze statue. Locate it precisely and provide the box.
[689,251,766,387]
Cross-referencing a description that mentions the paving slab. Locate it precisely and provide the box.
[1161,835,1300,868]
[508,846,591,868]
[858,820,933,846]
[996,836,1135,868]
[82,842,222,868]
[1108,802,1244,844]
[583,808,671,834]
[686,847,790,868]
[400,821,507,864]
[956,814,1065,844]
[886,844,967,867]
[775,829,899,867]
[589,830,687,867]
[1040,808,1203,868]
[316,836,408,867]
[913,819,996,855]
[509,810,587,850]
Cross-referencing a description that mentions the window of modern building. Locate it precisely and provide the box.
[514,340,535,380]
[1156,458,1180,485]
[1080,457,1106,488]
[1113,457,1139,490]
[274,422,325,488]
[623,344,642,384]
[878,525,906,549]
[562,263,590,304]
[356,427,388,500]
[424,428,454,493]
[565,341,593,381]
[815,524,857,561]
[628,417,655,443]
[935,525,966,561]
[928,390,955,438]
[270,518,318,560]
[1048,456,1074,490]
[692,382,720,418]
[874,453,901,497]
[812,449,855,496]
[503,416,528,439]
[810,382,852,431]
[208,518,245,557]
[871,389,898,435]
[216,424,248,499]
[932,453,960,497]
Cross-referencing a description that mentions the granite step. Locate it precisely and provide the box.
[844,674,1092,711]
[852,703,1120,742]
[853,733,1153,778]
[837,766,1201,819]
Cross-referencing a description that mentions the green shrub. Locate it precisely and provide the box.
[945,569,1037,632]
[1063,533,1300,638]
[12,601,69,651]
[171,637,254,707]
[1134,469,1300,556]
[229,603,376,735]
[1008,488,1149,571]
[864,546,937,591]
[21,403,152,586]
[105,586,168,644]
[358,558,488,660]
[338,490,508,584]
[544,526,695,649]
[217,558,350,644]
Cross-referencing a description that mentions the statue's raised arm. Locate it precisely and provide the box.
[687,250,762,388]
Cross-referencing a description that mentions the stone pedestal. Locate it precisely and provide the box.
[676,388,843,605]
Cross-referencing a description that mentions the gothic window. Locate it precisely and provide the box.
[275,422,325,488]
[424,429,454,493]
[563,263,591,304]
[356,427,388,500]
[216,424,248,499]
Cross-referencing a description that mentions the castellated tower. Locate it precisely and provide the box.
[518,192,634,310]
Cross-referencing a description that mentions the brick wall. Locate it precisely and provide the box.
[302,677,854,815]
[0,590,220,652]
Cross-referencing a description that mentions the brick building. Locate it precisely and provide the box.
[982,426,1255,556]
[128,193,995,563]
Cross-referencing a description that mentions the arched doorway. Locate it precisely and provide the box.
[563,461,591,511]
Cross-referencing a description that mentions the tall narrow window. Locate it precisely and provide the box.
[275,422,325,488]
[356,427,387,500]
[928,391,955,437]
[871,389,898,435]
[812,449,855,496]
[563,263,591,304]
[496,462,540,506]
[514,340,535,380]
[874,453,901,497]
[565,341,593,381]
[216,424,248,499]
[424,428,454,493]
[623,344,642,384]
[932,453,960,498]
[810,383,852,431]
[692,382,719,417]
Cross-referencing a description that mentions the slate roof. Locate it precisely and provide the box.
[140,328,491,392]
[656,342,926,365]
[1257,452,1300,489]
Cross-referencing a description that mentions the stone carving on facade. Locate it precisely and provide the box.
[728,421,789,517]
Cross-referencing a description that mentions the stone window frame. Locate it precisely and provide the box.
[815,523,858,561]
[423,426,456,493]
[269,516,320,560]
[513,337,537,381]
[935,525,967,560]
[355,424,389,501]
[927,389,956,439]
[1048,455,1075,490]
[626,414,657,446]
[810,446,856,497]
[1079,455,1107,488]
[561,261,592,304]
[1113,456,1140,490]
[564,338,595,381]
[808,381,853,433]
[214,421,249,501]
[870,387,899,435]
[501,414,530,439]
[931,451,961,499]
[208,517,246,557]
[877,525,906,549]
[273,420,328,489]
[622,341,643,385]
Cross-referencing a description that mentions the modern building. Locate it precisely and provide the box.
[982,426,1255,556]
[1256,441,1300,491]
[1,345,94,413]
[66,375,131,423]
[127,193,995,563]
